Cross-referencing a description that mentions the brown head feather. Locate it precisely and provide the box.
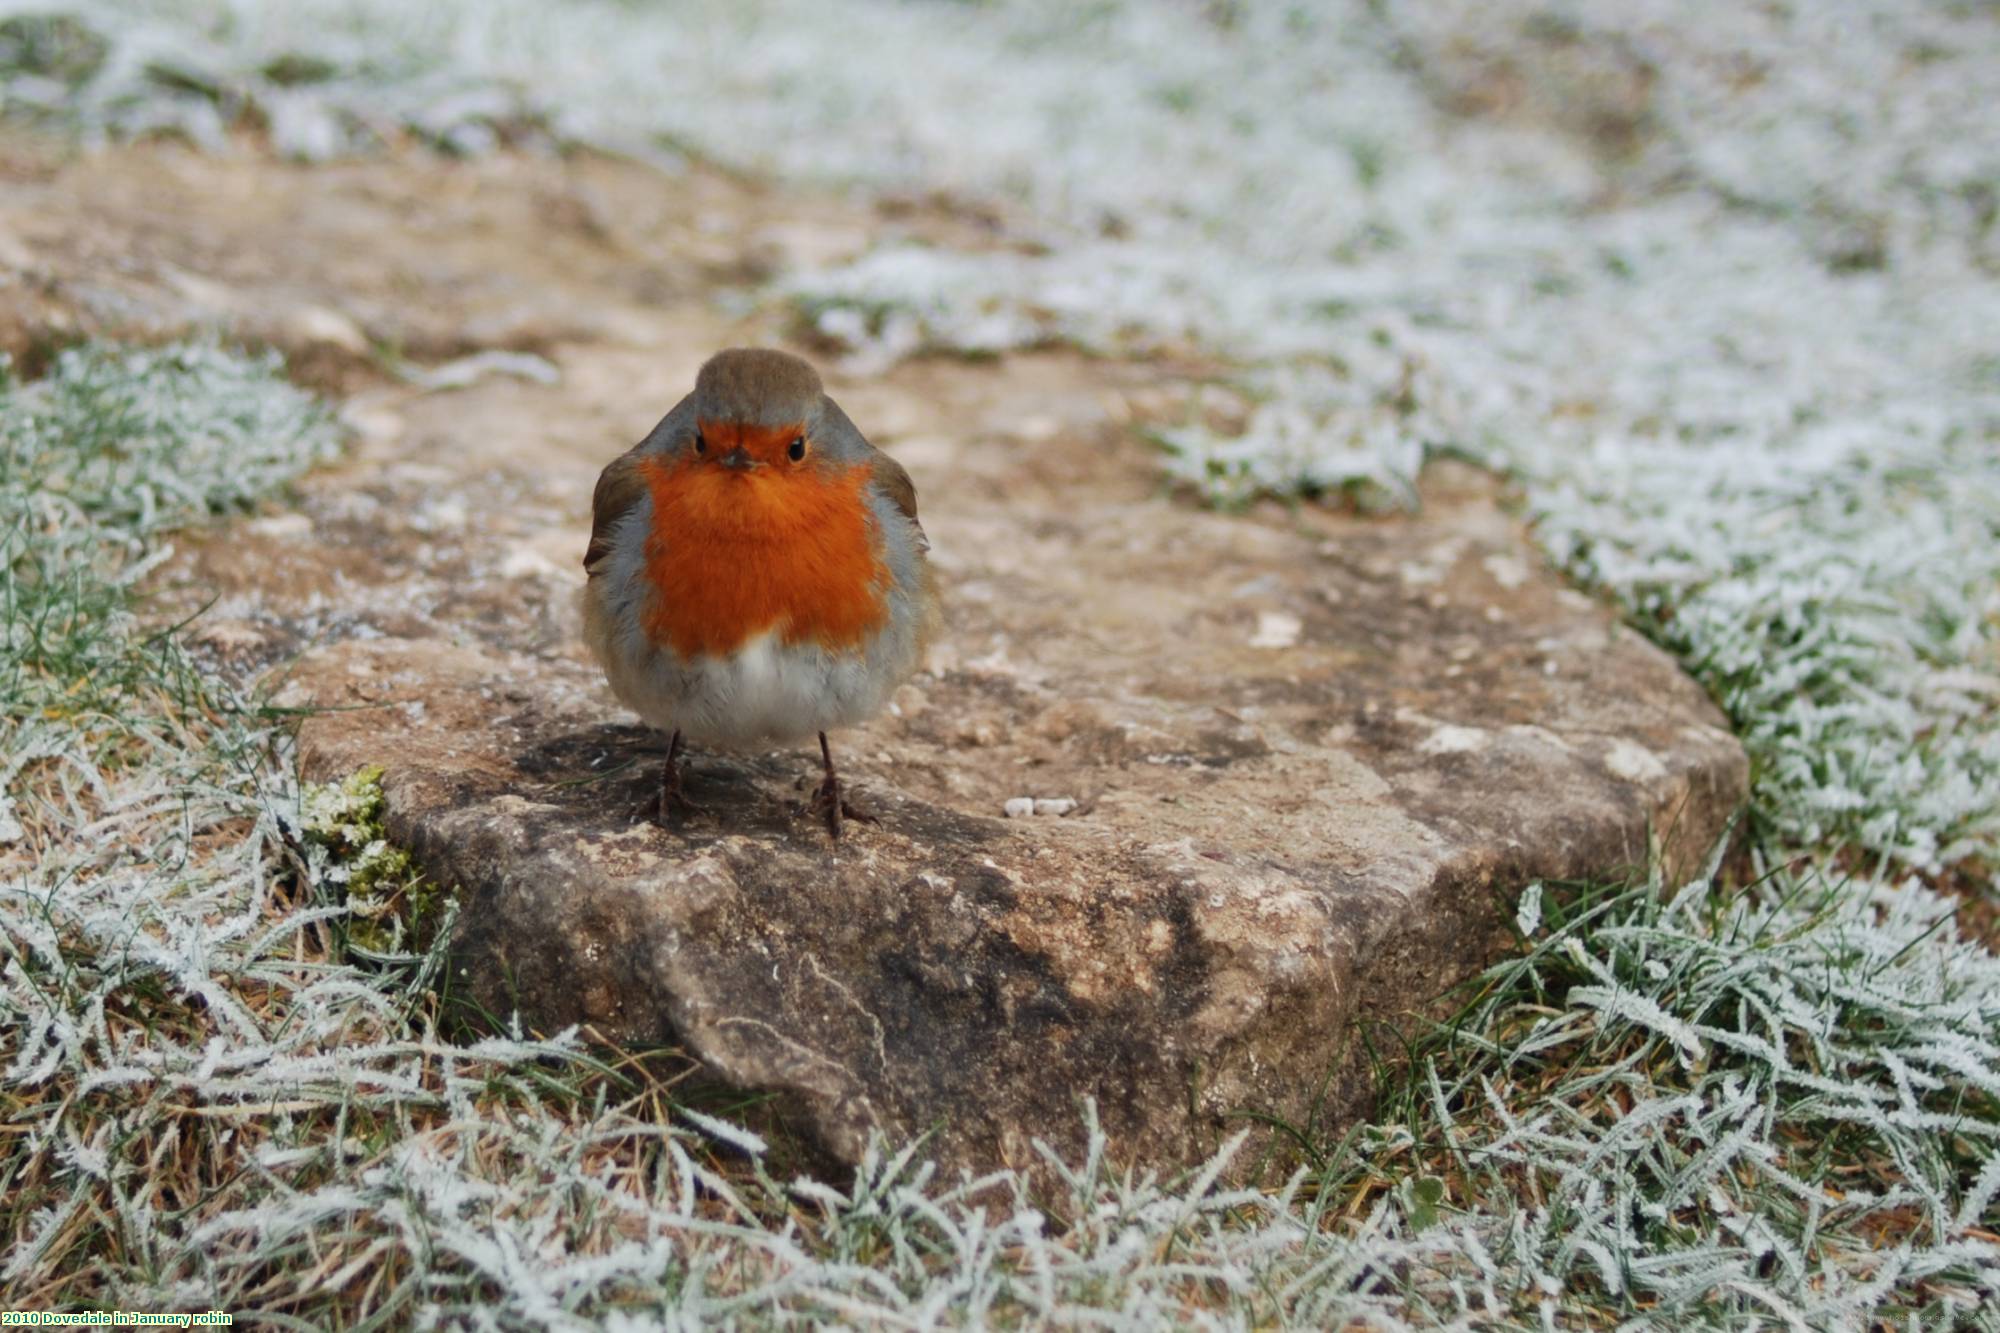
[693,348,824,427]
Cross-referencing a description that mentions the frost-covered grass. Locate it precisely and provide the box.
[1530,414,1999,870]
[1368,865,2000,1327]
[4,2,2000,1326]
[0,340,337,845]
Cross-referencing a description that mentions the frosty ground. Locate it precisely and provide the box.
[2,1,1997,1327]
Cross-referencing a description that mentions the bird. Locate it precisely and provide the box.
[581,348,937,838]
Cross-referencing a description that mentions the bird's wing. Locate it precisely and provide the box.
[823,395,928,554]
[588,397,697,574]
[868,448,928,554]
[585,447,650,574]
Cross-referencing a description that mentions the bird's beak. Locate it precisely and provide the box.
[718,446,762,472]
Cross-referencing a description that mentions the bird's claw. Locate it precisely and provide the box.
[810,776,877,839]
[651,789,705,826]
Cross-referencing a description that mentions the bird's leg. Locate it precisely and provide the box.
[653,728,702,823]
[810,731,877,839]
[811,731,844,839]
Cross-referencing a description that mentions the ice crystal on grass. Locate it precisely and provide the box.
[1364,866,2000,1327]
[1,340,336,836]
[1526,413,2000,867]
[1153,360,1436,511]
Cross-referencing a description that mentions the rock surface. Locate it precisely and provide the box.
[292,461,1745,1177]
[4,131,1746,1176]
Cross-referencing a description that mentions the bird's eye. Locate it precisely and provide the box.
[692,432,707,455]
[788,436,807,462]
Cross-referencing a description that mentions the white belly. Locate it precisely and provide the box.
[586,587,895,747]
[674,630,883,746]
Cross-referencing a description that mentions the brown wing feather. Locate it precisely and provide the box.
[868,448,928,552]
[584,448,649,573]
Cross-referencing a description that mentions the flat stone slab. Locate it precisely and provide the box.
[292,464,1745,1178]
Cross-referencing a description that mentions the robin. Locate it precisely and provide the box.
[582,348,937,837]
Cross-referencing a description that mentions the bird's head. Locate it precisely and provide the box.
[671,347,857,479]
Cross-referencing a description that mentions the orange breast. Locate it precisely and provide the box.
[638,454,889,658]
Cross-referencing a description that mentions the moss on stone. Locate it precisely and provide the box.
[299,764,446,954]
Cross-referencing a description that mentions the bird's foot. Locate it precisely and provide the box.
[651,786,706,826]
[650,734,704,826]
[809,774,878,840]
